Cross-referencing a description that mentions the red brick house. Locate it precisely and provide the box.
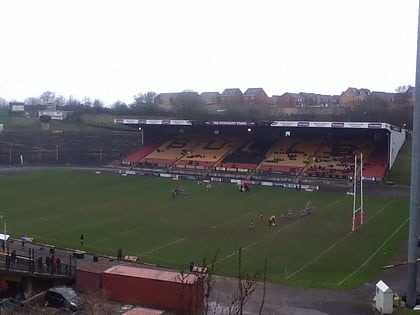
[339,87,370,106]
[200,92,220,105]
[274,92,304,108]
[220,88,243,106]
[242,88,268,106]
[155,93,179,110]
[318,94,340,107]
[370,91,395,103]
[299,93,340,107]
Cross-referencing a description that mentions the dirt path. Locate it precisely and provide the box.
[208,260,414,315]
[209,276,372,315]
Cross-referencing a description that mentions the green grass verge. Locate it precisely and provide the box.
[387,140,412,186]
[0,170,409,289]
[0,116,43,131]
[0,115,126,132]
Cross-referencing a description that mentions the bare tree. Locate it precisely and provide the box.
[395,85,411,94]
[39,91,56,105]
[0,99,6,110]
[395,85,413,107]
[203,249,220,315]
[227,248,259,315]
[258,257,267,315]
[133,91,157,109]
[24,97,40,106]
[82,97,92,107]
[81,289,114,315]
[112,101,129,114]
[92,99,105,109]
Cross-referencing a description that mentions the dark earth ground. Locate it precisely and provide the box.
[209,255,412,315]
[0,167,414,314]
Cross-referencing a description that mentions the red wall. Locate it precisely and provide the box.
[102,273,203,314]
[75,269,103,293]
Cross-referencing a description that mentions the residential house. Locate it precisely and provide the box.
[220,88,243,106]
[242,88,268,106]
[339,87,370,106]
[270,95,281,106]
[175,91,201,107]
[319,94,340,107]
[274,92,304,108]
[200,92,220,105]
[306,94,340,107]
[155,93,179,110]
[370,91,395,104]
[299,92,318,107]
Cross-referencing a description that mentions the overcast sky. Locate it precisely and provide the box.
[0,0,418,105]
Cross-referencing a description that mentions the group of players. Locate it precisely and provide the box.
[171,186,188,198]
[249,201,316,230]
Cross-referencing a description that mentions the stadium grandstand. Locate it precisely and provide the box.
[116,119,406,185]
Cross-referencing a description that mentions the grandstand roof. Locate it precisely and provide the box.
[114,118,399,132]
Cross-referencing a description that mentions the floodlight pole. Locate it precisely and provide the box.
[360,152,364,225]
[352,155,357,232]
[407,0,420,308]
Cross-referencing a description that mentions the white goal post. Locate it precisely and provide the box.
[352,153,364,232]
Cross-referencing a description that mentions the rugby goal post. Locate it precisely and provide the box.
[352,153,364,232]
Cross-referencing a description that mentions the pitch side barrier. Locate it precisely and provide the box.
[118,169,319,191]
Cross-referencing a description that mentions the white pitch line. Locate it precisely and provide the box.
[139,190,304,257]
[140,209,256,256]
[337,216,408,286]
[214,223,299,265]
[140,237,189,255]
[286,233,349,279]
[214,197,346,265]
[286,198,396,279]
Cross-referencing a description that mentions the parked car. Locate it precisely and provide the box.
[44,287,82,311]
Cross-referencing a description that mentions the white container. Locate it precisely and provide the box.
[375,280,393,314]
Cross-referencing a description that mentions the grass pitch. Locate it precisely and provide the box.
[0,170,409,289]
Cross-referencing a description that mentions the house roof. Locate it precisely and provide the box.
[221,88,242,96]
[157,92,179,99]
[299,92,317,98]
[200,92,220,97]
[344,87,370,96]
[371,91,395,97]
[280,92,302,98]
[300,93,339,100]
[243,88,266,96]
[318,94,340,101]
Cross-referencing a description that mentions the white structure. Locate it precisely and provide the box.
[38,110,71,121]
[375,280,393,314]
[0,234,10,241]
